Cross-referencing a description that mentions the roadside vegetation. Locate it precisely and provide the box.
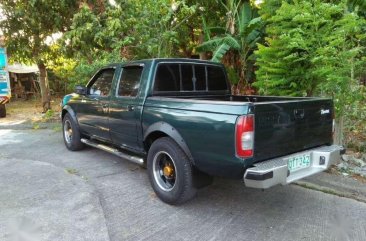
[0,0,365,156]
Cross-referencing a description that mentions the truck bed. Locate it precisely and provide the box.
[144,94,333,176]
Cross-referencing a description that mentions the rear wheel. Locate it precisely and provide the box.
[0,104,6,118]
[147,137,196,205]
[62,113,84,151]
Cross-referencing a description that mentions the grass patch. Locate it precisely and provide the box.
[293,181,366,203]
[52,124,62,132]
[43,109,55,119]
[65,167,88,180]
[65,168,79,175]
[32,123,40,130]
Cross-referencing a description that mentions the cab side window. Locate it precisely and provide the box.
[118,66,144,97]
[89,68,115,96]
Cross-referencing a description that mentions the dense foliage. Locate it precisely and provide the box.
[254,0,365,97]
[253,0,366,146]
[60,0,217,88]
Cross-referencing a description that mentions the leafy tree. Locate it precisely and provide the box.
[0,0,79,111]
[257,0,282,21]
[64,0,198,61]
[62,0,208,87]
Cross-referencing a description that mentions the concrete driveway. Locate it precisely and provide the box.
[1,127,366,241]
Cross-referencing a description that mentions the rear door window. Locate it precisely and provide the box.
[117,66,144,97]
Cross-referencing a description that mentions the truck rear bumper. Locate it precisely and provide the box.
[243,145,344,189]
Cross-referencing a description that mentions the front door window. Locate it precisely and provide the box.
[89,68,115,96]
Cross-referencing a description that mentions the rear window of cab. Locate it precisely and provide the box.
[153,63,228,93]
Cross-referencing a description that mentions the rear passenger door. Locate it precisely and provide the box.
[109,65,144,152]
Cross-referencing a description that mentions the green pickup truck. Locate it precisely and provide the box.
[61,58,344,204]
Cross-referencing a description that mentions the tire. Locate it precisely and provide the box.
[62,113,84,151]
[0,104,6,118]
[147,137,197,205]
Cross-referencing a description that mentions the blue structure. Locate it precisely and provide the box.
[0,47,11,117]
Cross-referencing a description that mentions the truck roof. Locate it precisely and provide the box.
[107,58,223,68]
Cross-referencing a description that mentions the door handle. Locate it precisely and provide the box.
[127,105,135,111]
[294,109,305,119]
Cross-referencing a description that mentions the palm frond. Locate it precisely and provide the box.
[222,35,240,50]
[196,37,225,52]
[211,43,231,62]
[240,17,262,37]
[197,35,240,52]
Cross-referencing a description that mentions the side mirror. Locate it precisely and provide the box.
[75,85,87,95]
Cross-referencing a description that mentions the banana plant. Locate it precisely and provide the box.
[197,34,240,62]
[196,1,263,90]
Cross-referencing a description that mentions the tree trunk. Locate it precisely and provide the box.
[37,62,51,112]
[334,116,344,146]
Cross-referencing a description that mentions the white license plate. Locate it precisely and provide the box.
[288,154,311,172]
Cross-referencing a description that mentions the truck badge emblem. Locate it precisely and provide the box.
[321,109,330,115]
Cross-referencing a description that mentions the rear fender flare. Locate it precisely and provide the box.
[144,122,195,165]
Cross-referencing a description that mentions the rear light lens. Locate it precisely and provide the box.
[236,114,254,158]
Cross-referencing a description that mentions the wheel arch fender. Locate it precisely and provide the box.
[144,122,195,165]
[62,105,79,128]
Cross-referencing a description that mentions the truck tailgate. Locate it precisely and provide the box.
[253,99,333,163]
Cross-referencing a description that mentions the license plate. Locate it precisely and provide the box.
[288,154,311,172]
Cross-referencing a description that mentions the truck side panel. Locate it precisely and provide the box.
[142,98,250,178]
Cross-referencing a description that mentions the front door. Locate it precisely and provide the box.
[77,68,115,142]
[109,65,144,152]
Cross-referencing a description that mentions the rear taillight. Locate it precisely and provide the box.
[235,114,254,158]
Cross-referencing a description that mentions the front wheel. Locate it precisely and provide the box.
[147,137,196,205]
[62,113,84,151]
[0,104,6,118]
